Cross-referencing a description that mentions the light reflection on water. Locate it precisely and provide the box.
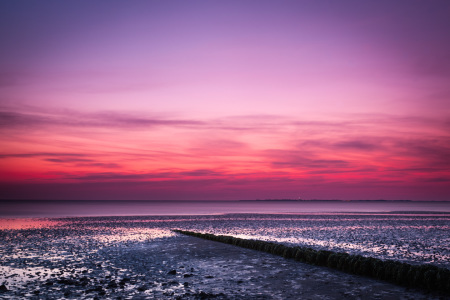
[93,227,175,243]
[0,265,66,288]
[65,217,450,223]
[0,220,175,291]
[0,218,60,230]
[1,200,449,218]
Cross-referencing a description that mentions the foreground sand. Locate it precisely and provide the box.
[1,214,448,299]
[129,235,445,299]
[2,233,443,299]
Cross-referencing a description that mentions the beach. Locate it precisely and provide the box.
[1,213,448,299]
[3,0,450,298]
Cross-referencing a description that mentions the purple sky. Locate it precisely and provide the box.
[1,0,450,200]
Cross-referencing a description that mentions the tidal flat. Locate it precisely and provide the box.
[0,214,448,299]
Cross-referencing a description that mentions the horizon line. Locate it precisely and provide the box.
[1,199,448,202]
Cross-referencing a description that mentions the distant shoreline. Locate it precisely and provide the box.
[240,199,415,202]
[1,199,442,202]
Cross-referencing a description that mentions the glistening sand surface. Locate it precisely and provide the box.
[0,216,446,299]
[0,235,442,299]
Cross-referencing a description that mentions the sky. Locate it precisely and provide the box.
[1,0,449,200]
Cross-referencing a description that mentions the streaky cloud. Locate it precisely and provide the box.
[333,140,379,151]
[0,109,204,130]
[0,152,87,159]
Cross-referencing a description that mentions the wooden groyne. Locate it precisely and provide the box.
[173,229,450,294]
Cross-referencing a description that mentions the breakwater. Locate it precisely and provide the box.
[173,229,450,294]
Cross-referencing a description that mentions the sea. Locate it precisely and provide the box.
[1,200,449,218]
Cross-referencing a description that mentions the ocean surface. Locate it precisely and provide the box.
[1,200,449,218]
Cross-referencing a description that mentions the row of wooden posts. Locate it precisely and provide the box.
[173,229,449,294]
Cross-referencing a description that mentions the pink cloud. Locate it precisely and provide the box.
[1,107,449,199]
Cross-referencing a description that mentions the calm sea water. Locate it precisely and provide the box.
[0,200,448,218]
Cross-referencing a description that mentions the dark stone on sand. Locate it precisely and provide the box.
[33,290,40,295]
[80,276,90,286]
[107,280,118,288]
[168,270,177,275]
[86,286,104,293]
[204,275,214,279]
[119,277,131,288]
[183,273,193,278]
[137,285,147,291]
[194,291,225,299]
[57,278,78,285]
[119,277,130,285]
[0,284,8,292]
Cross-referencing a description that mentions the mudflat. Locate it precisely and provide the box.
[0,224,443,299]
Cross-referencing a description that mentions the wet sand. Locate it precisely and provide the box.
[122,234,442,299]
[0,232,444,299]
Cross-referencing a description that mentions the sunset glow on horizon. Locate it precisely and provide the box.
[1,1,449,200]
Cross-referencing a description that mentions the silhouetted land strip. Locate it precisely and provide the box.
[239,199,414,201]
[173,230,450,295]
